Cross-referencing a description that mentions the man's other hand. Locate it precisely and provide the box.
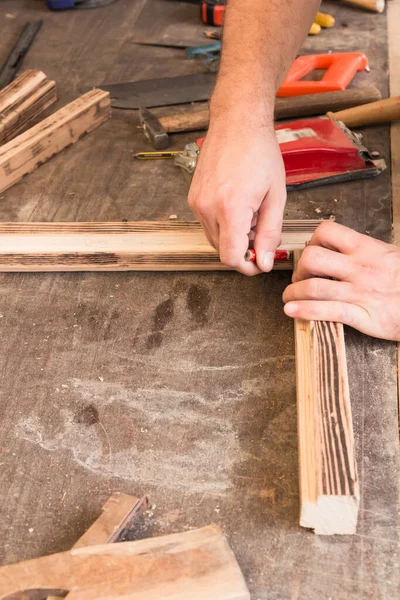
[283,221,400,342]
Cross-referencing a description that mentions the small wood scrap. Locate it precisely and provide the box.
[0,220,323,272]
[0,70,56,145]
[73,493,148,548]
[341,0,385,13]
[0,492,250,600]
[294,251,359,535]
[0,88,111,194]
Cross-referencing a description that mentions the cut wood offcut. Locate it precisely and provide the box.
[0,70,57,145]
[0,525,250,600]
[0,88,111,193]
[294,251,359,534]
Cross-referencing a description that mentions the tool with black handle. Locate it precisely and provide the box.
[0,21,42,89]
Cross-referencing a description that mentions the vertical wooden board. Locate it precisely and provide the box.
[296,319,359,534]
[388,0,400,423]
[389,0,400,244]
[294,252,359,535]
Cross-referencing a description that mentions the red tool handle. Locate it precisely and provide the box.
[245,249,290,262]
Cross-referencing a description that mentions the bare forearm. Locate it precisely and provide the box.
[211,0,321,123]
[188,0,321,275]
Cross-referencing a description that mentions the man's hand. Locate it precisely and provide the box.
[185,0,320,275]
[188,117,287,276]
[283,221,400,341]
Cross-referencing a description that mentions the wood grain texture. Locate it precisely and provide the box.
[73,493,143,549]
[0,220,322,272]
[0,525,250,600]
[388,0,400,426]
[0,89,111,194]
[0,70,57,145]
[294,251,359,535]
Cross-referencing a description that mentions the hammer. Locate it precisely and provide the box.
[139,87,383,149]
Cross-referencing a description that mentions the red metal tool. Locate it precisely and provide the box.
[277,53,369,97]
[175,117,385,190]
[201,0,226,26]
[245,249,290,263]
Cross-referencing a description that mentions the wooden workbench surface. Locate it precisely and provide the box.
[0,1,399,598]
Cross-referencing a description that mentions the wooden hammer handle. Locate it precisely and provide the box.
[159,87,382,133]
[159,110,209,133]
[327,96,400,128]
[341,0,385,13]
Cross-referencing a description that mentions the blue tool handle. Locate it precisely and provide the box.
[46,0,77,8]
[186,42,221,59]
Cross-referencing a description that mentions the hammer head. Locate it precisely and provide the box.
[139,107,170,150]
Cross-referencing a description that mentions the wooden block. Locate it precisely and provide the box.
[0,525,250,600]
[0,220,322,272]
[294,254,359,534]
[0,88,111,194]
[0,70,57,145]
[73,493,146,549]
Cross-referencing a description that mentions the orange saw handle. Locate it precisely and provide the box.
[327,96,400,128]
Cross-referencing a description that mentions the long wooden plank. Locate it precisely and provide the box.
[0,220,322,272]
[0,70,57,145]
[388,0,400,420]
[0,88,111,194]
[0,525,250,600]
[294,251,359,535]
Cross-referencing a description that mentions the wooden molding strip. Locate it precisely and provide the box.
[0,70,57,145]
[0,525,250,600]
[388,0,400,428]
[0,220,323,272]
[294,251,359,534]
[341,0,385,13]
[0,88,111,194]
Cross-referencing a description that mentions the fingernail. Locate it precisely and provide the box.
[260,251,275,272]
[284,303,297,315]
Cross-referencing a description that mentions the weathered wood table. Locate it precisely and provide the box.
[0,1,399,598]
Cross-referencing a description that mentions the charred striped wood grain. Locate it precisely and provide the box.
[294,252,359,535]
[0,220,322,272]
[0,70,57,145]
[0,89,111,193]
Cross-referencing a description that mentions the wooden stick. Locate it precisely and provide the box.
[0,70,57,145]
[387,0,400,431]
[0,89,111,194]
[0,220,322,272]
[341,0,385,12]
[294,251,359,535]
[158,87,382,132]
[0,525,250,600]
[327,96,400,127]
